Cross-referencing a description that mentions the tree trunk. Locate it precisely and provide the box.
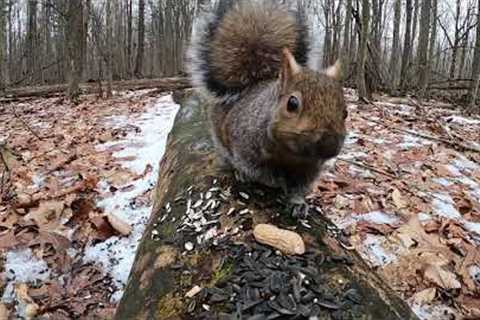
[126,0,133,77]
[449,0,461,80]
[389,0,401,91]
[134,0,145,78]
[114,90,420,320]
[356,0,370,100]
[1,77,190,102]
[342,0,352,73]
[66,0,85,101]
[106,0,113,97]
[411,0,419,47]
[400,0,413,90]
[428,0,438,78]
[416,0,431,98]
[0,0,6,90]
[471,0,480,105]
[26,0,38,85]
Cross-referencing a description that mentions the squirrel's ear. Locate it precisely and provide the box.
[323,60,342,81]
[280,48,301,86]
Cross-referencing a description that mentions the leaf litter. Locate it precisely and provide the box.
[0,90,179,318]
[312,89,480,320]
[1,87,480,319]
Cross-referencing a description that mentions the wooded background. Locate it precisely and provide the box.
[0,0,479,105]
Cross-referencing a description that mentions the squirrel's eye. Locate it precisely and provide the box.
[287,96,300,113]
[343,109,348,119]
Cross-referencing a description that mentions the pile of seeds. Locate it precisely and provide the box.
[191,243,363,320]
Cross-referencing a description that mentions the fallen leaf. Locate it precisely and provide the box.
[106,213,133,236]
[412,288,436,305]
[424,264,461,290]
[0,303,9,319]
[15,283,40,320]
[391,188,407,209]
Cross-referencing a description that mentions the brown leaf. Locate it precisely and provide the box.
[106,213,132,236]
[424,264,461,290]
[15,283,40,320]
[0,303,9,319]
[411,288,436,305]
[25,200,65,229]
[391,188,407,209]
[356,221,396,236]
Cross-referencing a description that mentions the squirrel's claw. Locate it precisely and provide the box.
[288,195,310,219]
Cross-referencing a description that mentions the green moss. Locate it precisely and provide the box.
[209,258,234,287]
[156,294,183,319]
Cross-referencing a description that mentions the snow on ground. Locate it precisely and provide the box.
[1,249,51,303]
[83,94,180,302]
[319,92,480,320]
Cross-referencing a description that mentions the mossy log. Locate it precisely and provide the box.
[115,91,419,320]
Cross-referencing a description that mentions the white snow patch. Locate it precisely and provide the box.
[358,234,396,267]
[432,193,461,219]
[399,133,433,150]
[410,302,457,320]
[444,115,480,125]
[355,211,399,225]
[1,249,51,303]
[452,155,480,173]
[84,94,180,302]
[31,174,45,189]
[433,178,453,187]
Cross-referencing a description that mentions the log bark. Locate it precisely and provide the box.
[114,91,419,320]
[0,77,190,102]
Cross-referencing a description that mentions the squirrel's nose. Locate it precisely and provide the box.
[315,133,345,159]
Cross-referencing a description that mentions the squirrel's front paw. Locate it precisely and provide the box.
[288,195,310,219]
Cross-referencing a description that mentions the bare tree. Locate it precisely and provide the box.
[106,0,113,96]
[400,0,413,90]
[356,0,370,100]
[26,0,38,84]
[342,0,352,70]
[66,0,85,101]
[0,0,6,90]
[134,0,145,78]
[389,0,401,90]
[428,0,438,77]
[471,0,480,106]
[416,0,431,98]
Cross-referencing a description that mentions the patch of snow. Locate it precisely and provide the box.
[355,211,399,225]
[452,155,480,173]
[444,115,480,125]
[344,132,359,145]
[31,174,45,189]
[464,221,480,238]
[433,178,453,187]
[340,151,368,160]
[469,265,480,283]
[418,212,433,222]
[410,302,457,320]
[1,249,51,303]
[398,134,433,150]
[84,94,180,302]
[431,193,461,219]
[358,234,396,267]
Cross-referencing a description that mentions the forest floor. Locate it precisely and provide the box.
[0,88,479,319]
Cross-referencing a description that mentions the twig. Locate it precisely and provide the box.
[0,145,11,197]
[337,157,398,179]
[368,118,480,154]
[11,107,43,141]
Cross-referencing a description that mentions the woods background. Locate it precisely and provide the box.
[0,0,479,105]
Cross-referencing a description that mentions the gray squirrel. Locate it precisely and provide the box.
[188,0,347,216]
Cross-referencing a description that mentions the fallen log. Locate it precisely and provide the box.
[115,91,419,320]
[0,77,190,102]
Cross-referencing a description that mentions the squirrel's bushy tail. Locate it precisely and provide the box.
[188,0,310,97]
